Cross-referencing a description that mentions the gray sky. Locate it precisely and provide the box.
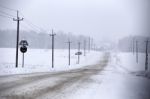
[0,0,149,42]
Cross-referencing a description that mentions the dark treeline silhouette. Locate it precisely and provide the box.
[0,30,89,49]
[118,36,150,52]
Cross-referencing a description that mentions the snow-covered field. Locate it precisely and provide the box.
[0,49,150,99]
[111,52,150,77]
[0,48,102,75]
[94,52,150,99]
[71,52,150,99]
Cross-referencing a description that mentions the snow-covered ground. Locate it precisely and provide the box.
[0,49,150,99]
[96,52,150,99]
[66,52,150,99]
[59,52,150,99]
[0,48,102,75]
[111,52,150,77]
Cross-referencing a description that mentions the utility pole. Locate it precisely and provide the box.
[136,40,138,63]
[91,38,93,50]
[77,42,81,64]
[66,40,72,65]
[84,40,86,56]
[145,40,149,71]
[132,38,135,55]
[95,46,98,51]
[88,37,90,52]
[13,10,23,68]
[95,45,97,51]
[93,44,96,51]
[50,29,56,68]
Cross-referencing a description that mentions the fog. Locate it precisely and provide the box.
[0,1,150,99]
[0,0,149,44]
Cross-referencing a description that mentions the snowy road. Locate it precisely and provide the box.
[0,53,109,99]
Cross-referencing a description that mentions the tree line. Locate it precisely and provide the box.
[0,30,89,49]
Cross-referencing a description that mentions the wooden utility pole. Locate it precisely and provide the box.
[93,44,96,51]
[132,38,135,55]
[145,40,149,71]
[13,10,23,68]
[78,42,81,64]
[88,37,90,52]
[66,40,72,65]
[136,40,138,63]
[91,38,93,50]
[84,40,86,56]
[50,29,56,68]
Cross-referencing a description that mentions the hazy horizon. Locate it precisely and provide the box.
[0,0,149,43]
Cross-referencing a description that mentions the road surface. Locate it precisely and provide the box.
[0,53,110,99]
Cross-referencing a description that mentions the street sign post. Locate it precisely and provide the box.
[19,40,28,67]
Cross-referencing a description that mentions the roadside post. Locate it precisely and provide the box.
[145,40,150,71]
[76,42,81,64]
[19,40,28,67]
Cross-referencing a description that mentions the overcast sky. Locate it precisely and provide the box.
[0,0,149,42]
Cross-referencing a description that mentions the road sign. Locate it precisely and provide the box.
[20,46,27,53]
[19,40,28,53]
[75,52,82,55]
[19,40,28,46]
[19,40,28,68]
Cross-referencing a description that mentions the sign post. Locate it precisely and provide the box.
[75,51,82,64]
[19,40,28,67]
[75,42,82,64]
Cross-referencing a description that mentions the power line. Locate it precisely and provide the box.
[0,5,47,32]
[0,4,17,12]
[21,21,45,34]
[21,22,43,33]
[0,14,13,19]
[19,12,47,32]
[0,10,16,17]
[23,21,41,33]
[24,20,43,32]
[20,23,33,31]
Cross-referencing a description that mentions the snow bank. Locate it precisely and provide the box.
[109,51,150,78]
[50,51,150,99]
[77,51,150,99]
[0,48,102,76]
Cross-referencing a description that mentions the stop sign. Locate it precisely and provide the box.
[20,46,27,53]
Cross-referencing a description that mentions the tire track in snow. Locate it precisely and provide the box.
[0,53,110,99]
